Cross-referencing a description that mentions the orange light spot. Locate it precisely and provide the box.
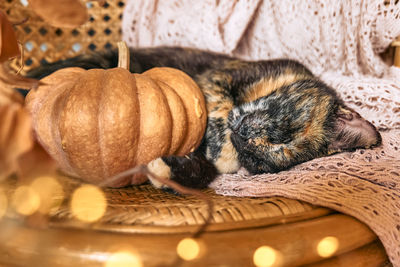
[253,246,282,267]
[31,176,64,214]
[105,251,143,267]
[177,238,203,261]
[11,185,40,216]
[317,236,339,258]
[70,184,106,222]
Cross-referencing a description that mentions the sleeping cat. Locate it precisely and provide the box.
[27,47,382,189]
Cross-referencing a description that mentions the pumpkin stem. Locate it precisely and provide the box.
[117,41,130,70]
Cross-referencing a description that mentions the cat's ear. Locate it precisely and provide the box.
[328,106,381,153]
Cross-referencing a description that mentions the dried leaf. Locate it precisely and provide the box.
[28,0,89,28]
[0,86,24,105]
[0,10,20,62]
[0,103,33,181]
[0,101,56,182]
[0,63,40,89]
[16,140,58,182]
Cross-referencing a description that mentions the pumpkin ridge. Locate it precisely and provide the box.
[61,69,104,180]
[134,74,173,165]
[97,70,108,178]
[58,73,91,178]
[97,68,141,185]
[26,69,86,178]
[130,73,140,167]
[43,80,79,176]
[157,81,174,155]
[51,83,78,176]
[143,67,207,156]
[152,79,188,155]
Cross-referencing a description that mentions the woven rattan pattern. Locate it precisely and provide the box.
[1,0,125,75]
[3,175,328,232]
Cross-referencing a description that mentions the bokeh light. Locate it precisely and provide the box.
[0,188,7,219]
[11,185,40,216]
[30,176,64,214]
[105,251,143,267]
[70,184,107,222]
[176,238,202,261]
[317,236,339,258]
[253,246,281,267]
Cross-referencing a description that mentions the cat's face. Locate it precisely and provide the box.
[228,95,381,174]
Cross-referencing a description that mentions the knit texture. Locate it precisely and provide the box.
[122,0,400,264]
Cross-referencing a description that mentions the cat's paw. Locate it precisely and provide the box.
[147,158,171,189]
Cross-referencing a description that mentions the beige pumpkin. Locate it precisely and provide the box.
[25,43,207,187]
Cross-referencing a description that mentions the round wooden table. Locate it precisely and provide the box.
[0,175,389,267]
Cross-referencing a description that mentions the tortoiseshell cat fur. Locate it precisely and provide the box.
[27,47,382,189]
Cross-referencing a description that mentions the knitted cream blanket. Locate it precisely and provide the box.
[122,0,400,264]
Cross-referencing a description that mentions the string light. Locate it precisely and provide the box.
[11,185,40,216]
[0,188,7,220]
[105,251,143,267]
[70,184,107,222]
[317,236,339,258]
[253,246,282,267]
[176,238,202,261]
[30,176,64,214]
